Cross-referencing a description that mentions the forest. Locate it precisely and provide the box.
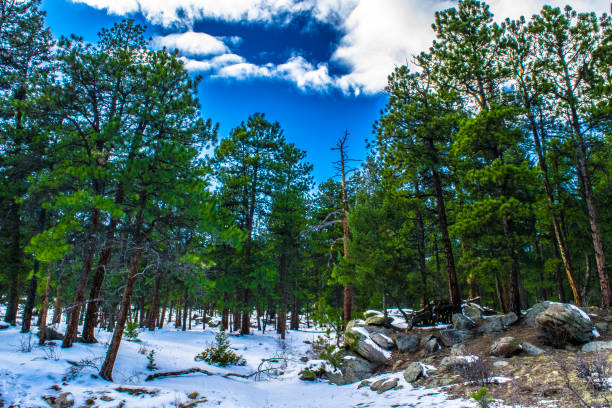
[1,0,612,394]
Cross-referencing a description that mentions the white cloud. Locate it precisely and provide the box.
[152,31,229,56]
[73,0,610,94]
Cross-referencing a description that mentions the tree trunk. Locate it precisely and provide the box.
[240,289,250,335]
[182,291,188,332]
[63,210,100,348]
[175,300,182,328]
[432,168,460,308]
[582,251,592,304]
[99,248,142,381]
[528,112,580,305]
[147,270,163,331]
[502,214,521,315]
[414,181,428,307]
[38,267,52,345]
[221,308,229,331]
[21,260,39,333]
[290,298,299,330]
[52,276,63,325]
[82,220,117,343]
[158,286,169,329]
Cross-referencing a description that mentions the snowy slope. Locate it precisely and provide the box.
[0,320,476,407]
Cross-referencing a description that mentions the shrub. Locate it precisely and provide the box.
[320,344,343,370]
[146,350,158,371]
[451,356,491,386]
[470,387,493,408]
[124,320,139,341]
[194,330,246,367]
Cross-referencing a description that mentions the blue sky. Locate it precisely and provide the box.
[41,0,609,183]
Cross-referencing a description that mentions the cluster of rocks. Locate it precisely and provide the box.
[302,302,611,386]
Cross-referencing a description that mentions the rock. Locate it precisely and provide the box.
[54,392,75,408]
[525,301,552,327]
[395,333,419,353]
[392,360,404,372]
[581,341,612,352]
[357,380,371,388]
[450,343,467,356]
[0,322,9,330]
[439,329,473,347]
[369,378,387,391]
[603,315,612,323]
[501,312,519,327]
[493,360,510,368]
[346,319,365,332]
[364,310,383,319]
[38,327,64,340]
[439,356,473,371]
[403,362,423,383]
[491,336,521,357]
[477,316,504,334]
[376,378,399,394]
[452,314,476,330]
[339,354,375,384]
[371,332,394,350]
[536,303,595,344]
[365,315,391,326]
[462,303,483,322]
[299,356,309,362]
[595,322,608,334]
[423,337,441,354]
[476,312,517,334]
[521,342,545,356]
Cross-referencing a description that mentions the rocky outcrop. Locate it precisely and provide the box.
[536,303,595,344]
[525,301,552,327]
[462,303,483,323]
[403,362,424,383]
[365,315,391,326]
[370,332,394,350]
[452,313,476,330]
[395,333,419,353]
[477,312,517,334]
[490,336,521,357]
[439,329,473,347]
[581,341,612,352]
[345,325,390,365]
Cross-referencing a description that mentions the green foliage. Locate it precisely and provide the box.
[194,330,246,367]
[470,387,493,408]
[124,321,139,341]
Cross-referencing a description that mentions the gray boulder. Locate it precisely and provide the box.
[521,342,545,356]
[462,303,483,322]
[525,301,552,327]
[370,332,394,350]
[581,341,612,352]
[450,343,467,356]
[536,303,595,344]
[403,362,423,383]
[439,329,473,347]
[490,336,521,357]
[395,333,419,353]
[477,312,518,334]
[423,337,441,354]
[364,310,382,319]
[376,378,399,394]
[345,326,389,365]
[328,354,375,385]
[365,315,391,326]
[452,313,476,330]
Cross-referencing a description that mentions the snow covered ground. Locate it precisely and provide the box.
[0,318,476,408]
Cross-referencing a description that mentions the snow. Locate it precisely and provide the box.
[0,318,476,408]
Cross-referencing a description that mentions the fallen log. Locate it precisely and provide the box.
[145,366,283,382]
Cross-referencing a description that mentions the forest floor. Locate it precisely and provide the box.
[0,316,477,408]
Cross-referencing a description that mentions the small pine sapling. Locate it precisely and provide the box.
[194,330,246,367]
[146,350,158,370]
[124,320,140,341]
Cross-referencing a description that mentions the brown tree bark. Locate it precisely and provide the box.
[37,267,52,345]
[431,168,460,308]
[21,260,39,333]
[99,248,142,381]
[82,218,119,343]
[158,285,169,329]
[63,210,100,348]
[52,276,63,325]
[147,270,163,331]
[5,201,22,326]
